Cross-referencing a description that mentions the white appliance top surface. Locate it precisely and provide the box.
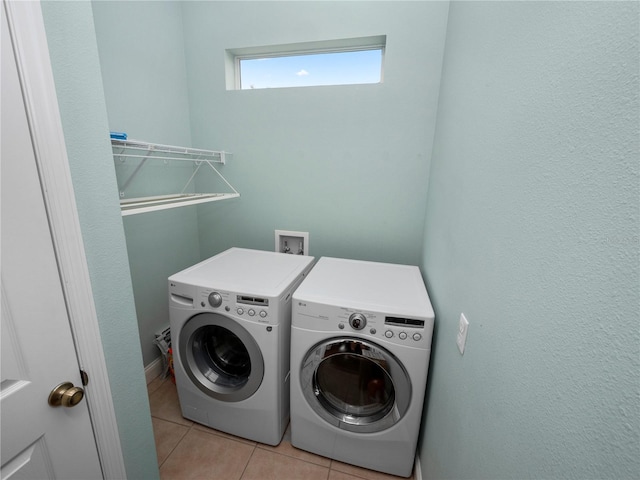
[169,248,314,296]
[294,257,434,318]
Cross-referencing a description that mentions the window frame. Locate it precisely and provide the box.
[225,35,386,91]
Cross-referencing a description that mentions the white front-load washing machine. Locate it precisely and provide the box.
[290,257,434,477]
[169,248,314,445]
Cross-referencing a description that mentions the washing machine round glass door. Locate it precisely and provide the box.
[300,337,411,433]
[179,312,264,402]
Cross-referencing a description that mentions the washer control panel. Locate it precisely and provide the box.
[348,313,367,330]
[235,295,269,320]
[236,295,269,319]
[208,292,222,308]
[197,289,274,324]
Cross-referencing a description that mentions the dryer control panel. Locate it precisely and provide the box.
[293,301,433,350]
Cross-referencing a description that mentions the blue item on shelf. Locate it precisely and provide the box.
[110,131,127,141]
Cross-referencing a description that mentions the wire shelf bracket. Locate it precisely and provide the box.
[111,138,239,216]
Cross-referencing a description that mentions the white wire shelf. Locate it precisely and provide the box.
[111,138,228,164]
[111,138,239,216]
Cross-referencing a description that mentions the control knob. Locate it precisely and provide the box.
[349,313,367,330]
[208,292,222,308]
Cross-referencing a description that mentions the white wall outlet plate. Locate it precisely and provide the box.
[275,230,309,256]
[456,313,469,355]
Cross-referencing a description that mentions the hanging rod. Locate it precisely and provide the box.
[120,193,240,216]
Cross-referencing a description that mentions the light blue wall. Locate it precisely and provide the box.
[40,1,159,479]
[92,0,192,146]
[419,2,639,479]
[90,0,449,367]
[41,2,639,479]
[92,0,201,365]
[182,0,449,264]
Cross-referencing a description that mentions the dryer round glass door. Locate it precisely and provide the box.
[300,337,411,433]
[179,313,264,402]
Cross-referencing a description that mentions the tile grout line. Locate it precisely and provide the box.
[254,444,332,469]
[190,424,257,448]
[157,422,192,471]
[237,443,258,480]
[324,460,331,480]
[150,414,192,429]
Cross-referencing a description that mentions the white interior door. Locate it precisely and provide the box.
[1,4,104,478]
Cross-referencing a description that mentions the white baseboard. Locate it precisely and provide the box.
[144,357,163,384]
[414,452,423,480]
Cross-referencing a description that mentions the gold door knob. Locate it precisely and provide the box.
[48,382,85,407]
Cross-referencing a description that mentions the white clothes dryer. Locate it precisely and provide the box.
[169,248,314,445]
[290,257,434,477]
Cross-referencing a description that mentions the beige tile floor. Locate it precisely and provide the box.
[148,376,415,480]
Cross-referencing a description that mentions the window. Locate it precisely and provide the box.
[226,36,385,90]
